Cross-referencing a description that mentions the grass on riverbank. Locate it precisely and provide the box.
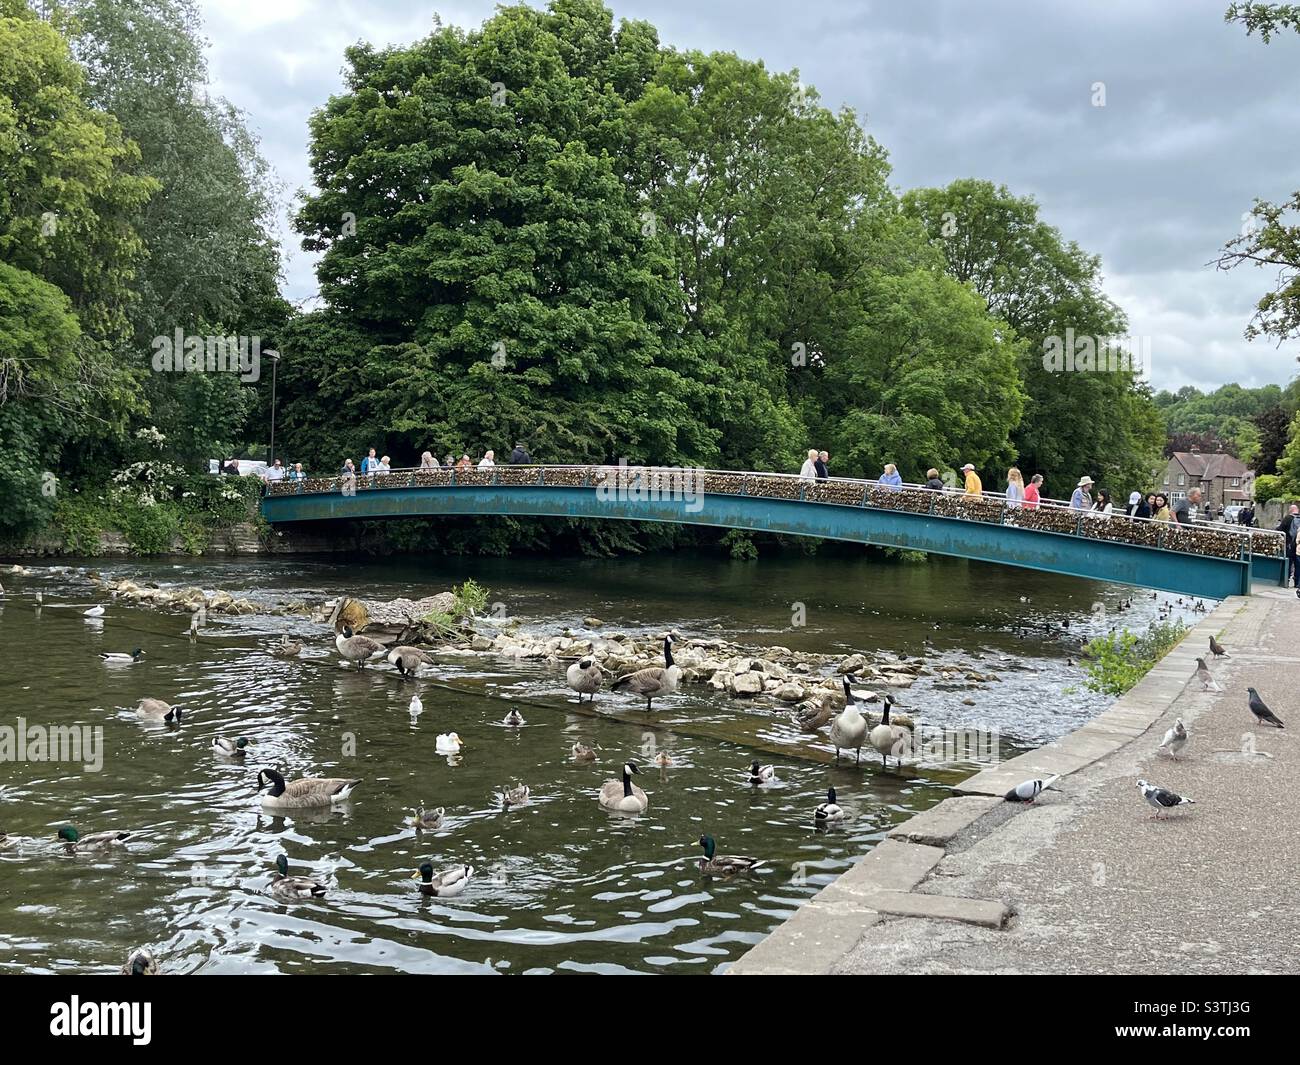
[1080,619,1190,696]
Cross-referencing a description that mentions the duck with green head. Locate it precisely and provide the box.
[268,854,327,900]
[411,861,473,897]
[121,947,159,975]
[213,736,252,758]
[696,834,764,876]
[58,826,131,854]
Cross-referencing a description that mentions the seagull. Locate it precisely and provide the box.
[1003,775,1059,803]
[1158,718,1188,759]
[1209,635,1229,659]
[1193,658,1221,692]
[1246,688,1285,729]
[83,605,105,618]
[1137,779,1195,819]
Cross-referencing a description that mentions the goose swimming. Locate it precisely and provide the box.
[256,768,360,810]
[598,761,648,814]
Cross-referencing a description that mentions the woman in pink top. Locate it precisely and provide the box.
[1023,473,1043,509]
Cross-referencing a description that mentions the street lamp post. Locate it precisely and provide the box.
[267,350,281,466]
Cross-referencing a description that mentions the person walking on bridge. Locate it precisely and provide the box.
[817,451,830,478]
[800,449,819,482]
[1024,473,1043,509]
[420,451,439,469]
[1005,467,1024,508]
[1070,476,1094,509]
[1173,488,1201,525]
[1277,503,1299,586]
[961,463,982,499]
[925,468,945,491]
[879,463,902,490]
[510,442,531,464]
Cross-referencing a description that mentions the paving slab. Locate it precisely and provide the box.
[858,889,1009,928]
[886,796,1001,847]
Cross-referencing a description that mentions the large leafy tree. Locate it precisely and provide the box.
[901,178,1164,493]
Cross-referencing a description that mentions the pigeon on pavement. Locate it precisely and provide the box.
[1004,775,1060,803]
[1137,779,1195,819]
[1209,635,1229,658]
[1158,718,1188,759]
[1193,658,1221,692]
[1246,688,1285,728]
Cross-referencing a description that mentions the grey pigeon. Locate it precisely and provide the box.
[1193,658,1221,692]
[1209,635,1229,659]
[1158,718,1188,759]
[1246,688,1285,728]
[1004,775,1059,803]
[1137,779,1194,819]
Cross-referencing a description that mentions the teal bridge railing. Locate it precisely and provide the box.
[261,464,1286,599]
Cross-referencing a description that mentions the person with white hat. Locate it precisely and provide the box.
[961,463,982,498]
[1070,476,1095,510]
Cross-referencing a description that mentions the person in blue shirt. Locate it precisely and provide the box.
[879,463,903,490]
[288,463,305,481]
[361,448,378,475]
[1070,476,1094,509]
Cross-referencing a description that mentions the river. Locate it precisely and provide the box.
[0,551,1204,974]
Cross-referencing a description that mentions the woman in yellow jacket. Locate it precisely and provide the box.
[961,463,982,498]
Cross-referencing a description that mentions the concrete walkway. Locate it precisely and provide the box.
[730,586,1298,975]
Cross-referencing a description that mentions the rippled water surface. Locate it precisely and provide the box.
[0,551,1205,974]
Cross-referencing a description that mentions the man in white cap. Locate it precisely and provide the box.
[961,463,982,498]
[1070,476,1094,510]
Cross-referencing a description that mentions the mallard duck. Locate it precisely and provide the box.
[409,806,444,830]
[256,768,360,810]
[435,732,463,755]
[409,694,423,715]
[814,787,846,823]
[121,947,159,975]
[388,645,435,676]
[499,783,530,809]
[83,605,105,618]
[267,854,327,899]
[213,736,251,758]
[747,761,776,785]
[598,761,648,813]
[502,708,525,727]
[0,831,20,850]
[829,678,866,764]
[411,862,473,897]
[794,700,834,732]
[566,657,603,701]
[696,834,764,876]
[271,635,303,658]
[135,698,182,724]
[869,696,903,768]
[335,624,384,669]
[611,634,681,710]
[100,648,145,663]
[571,742,596,762]
[58,826,131,854]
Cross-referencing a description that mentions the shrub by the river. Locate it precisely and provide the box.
[1081,619,1189,696]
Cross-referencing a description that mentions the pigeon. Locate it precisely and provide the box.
[1193,658,1221,692]
[1246,688,1285,728]
[1137,779,1194,819]
[1004,775,1059,803]
[1209,635,1229,659]
[1158,718,1188,759]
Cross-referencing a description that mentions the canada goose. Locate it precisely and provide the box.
[388,645,434,676]
[135,698,182,724]
[571,742,596,762]
[121,947,159,975]
[409,694,423,715]
[100,648,144,663]
[747,761,776,785]
[829,678,867,764]
[869,696,901,768]
[499,783,530,809]
[256,768,360,810]
[435,732,463,755]
[411,862,473,897]
[696,834,764,876]
[566,657,603,701]
[814,787,846,823]
[502,708,524,727]
[271,635,303,658]
[336,624,384,669]
[611,634,681,710]
[83,605,105,618]
[598,761,648,813]
[267,854,327,899]
[213,736,252,758]
[58,826,131,854]
[409,806,444,830]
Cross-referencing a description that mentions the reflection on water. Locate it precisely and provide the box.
[0,551,1202,973]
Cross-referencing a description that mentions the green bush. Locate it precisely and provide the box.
[1253,473,1284,503]
[1082,619,1189,696]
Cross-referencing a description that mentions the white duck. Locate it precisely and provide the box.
[436,732,463,756]
[83,605,105,618]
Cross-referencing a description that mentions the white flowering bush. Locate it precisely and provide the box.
[109,459,188,508]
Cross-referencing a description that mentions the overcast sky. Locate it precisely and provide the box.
[199,0,1299,393]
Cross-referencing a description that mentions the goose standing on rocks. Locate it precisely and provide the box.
[1247,688,1285,728]
[335,625,384,669]
[814,787,846,823]
[267,854,327,899]
[135,698,182,724]
[829,678,867,765]
[256,769,360,810]
[100,648,145,663]
[869,696,901,768]
[121,947,159,975]
[598,761,648,813]
[388,645,434,677]
[1003,775,1059,803]
[411,862,473,897]
[1158,718,1188,759]
[1137,779,1195,819]
[566,657,604,702]
[611,634,681,711]
[696,834,764,876]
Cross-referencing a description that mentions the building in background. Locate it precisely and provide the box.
[1156,449,1254,511]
